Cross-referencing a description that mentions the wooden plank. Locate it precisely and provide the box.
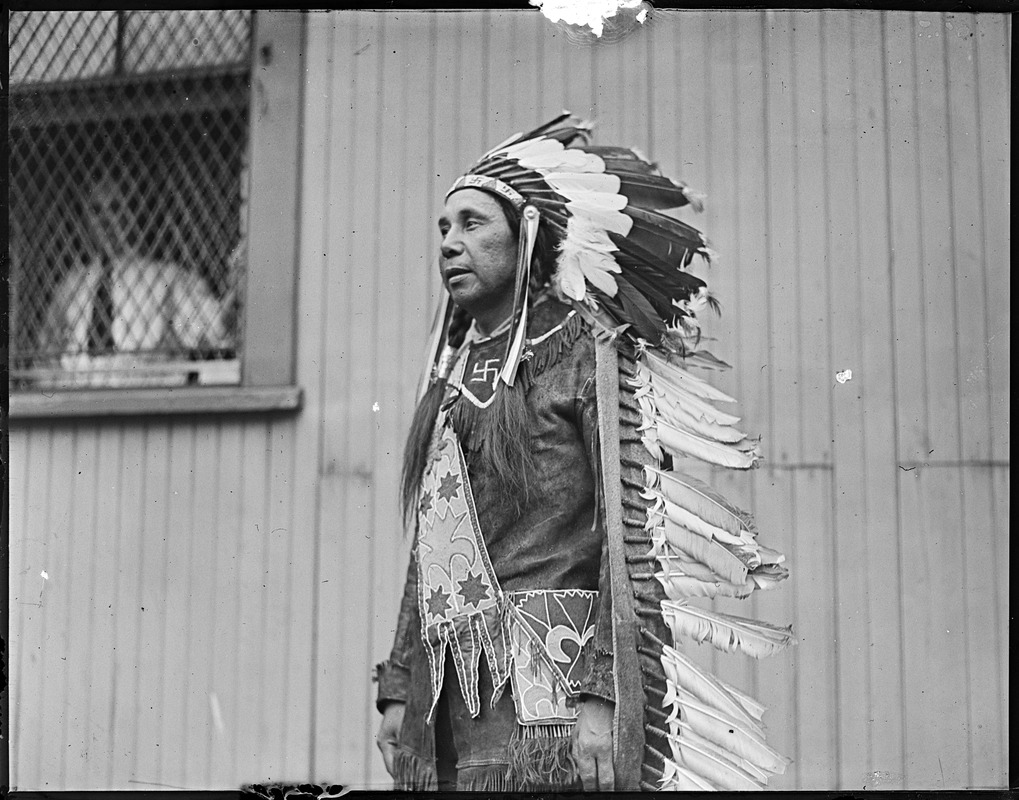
[973,14,1010,463]
[208,420,245,784]
[108,424,147,789]
[915,14,962,464]
[262,416,302,781]
[372,18,423,783]
[695,11,740,427]
[181,421,224,787]
[883,12,928,464]
[60,423,100,787]
[959,466,1006,788]
[232,421,273,782]
[852,10,905,788]
[761,11,804,468]
[154,423,198,787]
[789,13,832,467]
[130,422,173,786]
[989,466,1008,783]
[452,11,489,182]
[725,7,770,704]
[309,11,357,781]
[82,425,123,789]
[314,11,379,782]
[645,10,676,160]
[597,6,651,148]
[6,429,26,790]
[365,12,436,791]
[280,10,333,784]
[484,10,518,143]
[898,465,969,788]
[36,424,77,789]
[944,14,991,463]
[10,428,51,790]
[750,466,798,792]
[730,11,770,452]
[364,9,408,784]
[791,468,838,790]
[821,12,870,789]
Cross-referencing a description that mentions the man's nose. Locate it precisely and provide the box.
[440,230,463,258]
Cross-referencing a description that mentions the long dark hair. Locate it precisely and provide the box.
[400,192,559,526]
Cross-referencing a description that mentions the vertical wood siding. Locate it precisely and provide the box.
[8,9,1008,791]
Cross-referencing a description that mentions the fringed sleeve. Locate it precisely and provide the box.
[374,548,419,711]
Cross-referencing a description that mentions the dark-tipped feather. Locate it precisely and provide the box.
[518,111,576,141]
[599,275,667,341]
[616,173,693,210]
[579,145,661,175]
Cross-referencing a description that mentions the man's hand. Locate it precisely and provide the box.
[572,696,614,791]
[376,701,406,778]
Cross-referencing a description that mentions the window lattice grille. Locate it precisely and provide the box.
[8,10,252,389]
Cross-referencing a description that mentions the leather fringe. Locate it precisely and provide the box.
[458,765,513,792]
[518,310,586,391]
[506,724,580,790]
[392,748,438,791]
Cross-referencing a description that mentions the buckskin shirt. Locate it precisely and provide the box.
[375,297,614,791]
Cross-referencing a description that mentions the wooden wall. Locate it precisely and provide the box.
[8,10,1009,791]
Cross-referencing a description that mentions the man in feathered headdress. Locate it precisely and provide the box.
[374,114,794,792]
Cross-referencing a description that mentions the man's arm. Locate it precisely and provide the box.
[374,547,419,777]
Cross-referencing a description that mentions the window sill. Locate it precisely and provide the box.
[8,384,303,421]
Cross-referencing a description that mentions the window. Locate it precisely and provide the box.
[8,10,304,417]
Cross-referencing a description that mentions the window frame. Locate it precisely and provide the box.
[8,10,305,419]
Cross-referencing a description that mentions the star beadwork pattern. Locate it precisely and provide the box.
[457,571,490,609]
[426,586,451,618]
[436,471,461,503]
[418,489,433,518]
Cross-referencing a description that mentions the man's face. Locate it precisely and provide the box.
[438,189,518,330]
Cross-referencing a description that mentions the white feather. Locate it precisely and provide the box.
[659,759,717,791]
[675,692,790,774]
[666,731,764,790]
[661,645,762,731]
[566,200,633,236]
[672,720,773,783]
[660,494,753,547]
[519,147,606,174]
[552,257,587,301]
[644,350,737,403]
[660,519,749,586]
[493,137,562,161]
[662,601,797,659]
[656,419,760,469]
[543,171,621,196]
